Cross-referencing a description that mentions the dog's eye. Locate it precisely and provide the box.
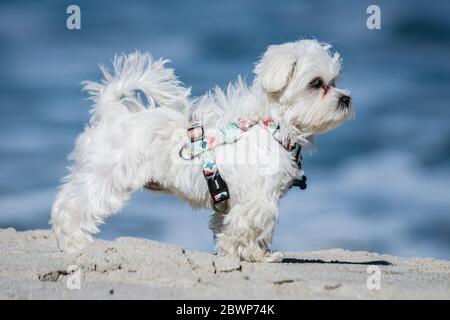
[308,77,324,89]
[329,79,336,87]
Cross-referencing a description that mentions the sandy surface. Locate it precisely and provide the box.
[0,228,449,299]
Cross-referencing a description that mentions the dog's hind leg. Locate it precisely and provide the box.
[51,163,136,252]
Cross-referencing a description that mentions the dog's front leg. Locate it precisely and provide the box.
[213,199,283,263]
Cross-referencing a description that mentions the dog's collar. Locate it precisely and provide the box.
[239,117,297,152]
[181,117,301,159]
[245,117,307,190]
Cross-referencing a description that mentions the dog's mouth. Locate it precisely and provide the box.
[298,106,354,134]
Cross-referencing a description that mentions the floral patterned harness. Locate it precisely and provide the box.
[180,117,307,212]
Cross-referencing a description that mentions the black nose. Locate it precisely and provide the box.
[339,95,351,108]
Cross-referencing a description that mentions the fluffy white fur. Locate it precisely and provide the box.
[51,39,352,262]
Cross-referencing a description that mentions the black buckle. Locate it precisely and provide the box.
[204,172,230,204]
[292,175,307,190]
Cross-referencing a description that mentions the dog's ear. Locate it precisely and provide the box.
[254,44,297,96]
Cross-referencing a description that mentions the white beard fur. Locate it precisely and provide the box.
[51,39,353,262]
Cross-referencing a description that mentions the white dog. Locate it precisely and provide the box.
[51,39,352,262]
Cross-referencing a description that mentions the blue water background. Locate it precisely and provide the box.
[1,0,449,259]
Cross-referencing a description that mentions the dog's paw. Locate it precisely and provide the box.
[264,251,284,263]
[60,238,88,253]
[238,250,284,263]
[53,227,92,253]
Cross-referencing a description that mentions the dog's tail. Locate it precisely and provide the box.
[82,51,190,122]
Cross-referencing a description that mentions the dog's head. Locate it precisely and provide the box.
[254,39,352,135]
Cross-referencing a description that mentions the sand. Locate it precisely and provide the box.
[0,228,449,299]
